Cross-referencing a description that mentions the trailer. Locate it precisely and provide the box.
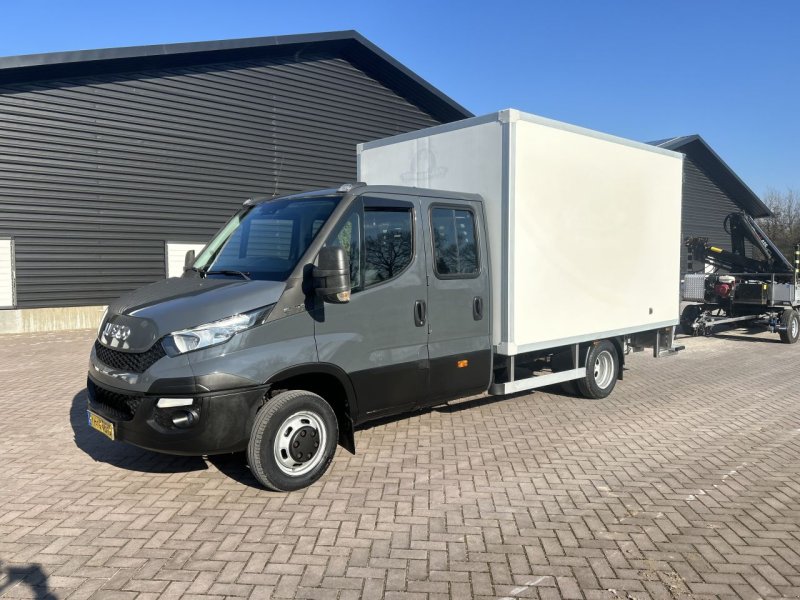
[681,212,800,343]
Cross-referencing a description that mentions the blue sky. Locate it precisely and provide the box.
[2,1,798,195]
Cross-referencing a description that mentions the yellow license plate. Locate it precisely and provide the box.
[88,411,115,441]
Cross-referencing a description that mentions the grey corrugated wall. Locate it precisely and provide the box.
[0,52,442,307]
[681,157,757,273]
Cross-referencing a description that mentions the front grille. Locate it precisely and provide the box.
[94,340,166,373]
[90,385,143,421]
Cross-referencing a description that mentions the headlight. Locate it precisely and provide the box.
[162,305,273,356]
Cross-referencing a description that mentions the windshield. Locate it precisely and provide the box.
[193,196,340,281]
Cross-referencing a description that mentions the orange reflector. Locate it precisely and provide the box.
[457,360,469,368]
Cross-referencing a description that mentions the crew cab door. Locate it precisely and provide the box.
[418,197,492,404]
[314,195,429,421]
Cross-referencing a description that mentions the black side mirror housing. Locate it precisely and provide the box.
[183,249,196,271]
[313,247,351,303]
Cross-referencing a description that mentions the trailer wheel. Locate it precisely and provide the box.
[247,390,338,492]
[576,341,619,399]
[779,309,800,344]
[679,304,702,335]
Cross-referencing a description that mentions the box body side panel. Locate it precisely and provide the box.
[511,120,683,348]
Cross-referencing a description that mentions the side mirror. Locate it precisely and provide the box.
[183,249,196,271]
[313,247,351,303]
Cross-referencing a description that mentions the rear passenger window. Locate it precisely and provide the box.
[364,207,413,287]
[431,207,479,277]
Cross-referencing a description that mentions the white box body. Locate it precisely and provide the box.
[358,109,684,355]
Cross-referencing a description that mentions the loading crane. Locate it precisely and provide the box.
[681,212,800,344]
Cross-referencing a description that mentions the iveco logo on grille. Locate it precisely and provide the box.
[103,322,132,343]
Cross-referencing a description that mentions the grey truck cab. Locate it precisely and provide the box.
[88,184,495,490]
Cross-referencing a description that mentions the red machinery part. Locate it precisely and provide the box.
[714,282,733,298]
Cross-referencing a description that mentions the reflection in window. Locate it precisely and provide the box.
[202,197,339,281]
[327,211,362,290]
[364,208,413,286]
[229,219,293,259]
[431,208,478,276]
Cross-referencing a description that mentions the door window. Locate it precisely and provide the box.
[363,207,414,287]
[431,207,479,277]
[326,210,362,290]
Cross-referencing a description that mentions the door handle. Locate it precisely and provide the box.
[473,296,483,321]
[414,300,427,327]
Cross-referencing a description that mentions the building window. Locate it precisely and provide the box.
[0,238,14,308]
[431,207,479,277]
[165,242,207,278]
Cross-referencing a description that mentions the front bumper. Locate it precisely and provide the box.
[86,375,266,456]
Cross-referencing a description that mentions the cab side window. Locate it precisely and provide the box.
[431,207,479,277]
[363,207,413,287]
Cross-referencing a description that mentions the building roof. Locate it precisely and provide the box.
[0,31,473,124]
[649,135,770,218]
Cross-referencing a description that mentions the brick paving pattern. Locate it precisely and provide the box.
[0,328,798,599]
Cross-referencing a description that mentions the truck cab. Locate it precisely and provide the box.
[88,184,492,491]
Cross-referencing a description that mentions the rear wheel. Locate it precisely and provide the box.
[680,304,702,335]
[779,309,800,344]
[576,341,619,399]
[247,390,338,491]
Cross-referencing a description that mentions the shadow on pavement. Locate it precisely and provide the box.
[711,332,782,344]
[206,452,264,489]
[70,389,270,488]
[0,560,53,599]
[70,389,207,474]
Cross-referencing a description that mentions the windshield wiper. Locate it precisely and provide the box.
[204,270,251,280]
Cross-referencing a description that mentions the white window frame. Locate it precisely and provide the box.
[165,241,207,278]
[0,237,15,308]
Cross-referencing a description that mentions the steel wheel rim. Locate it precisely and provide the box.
[273,411,327,476]
[792,317,799,339]
[593,350,615,390]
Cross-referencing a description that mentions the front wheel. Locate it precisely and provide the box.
[779,309,800,344]
[247,390,338,491]
[576,340,619,399]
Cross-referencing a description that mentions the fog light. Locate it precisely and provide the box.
[171,409,199,429]
[157,398,193,408]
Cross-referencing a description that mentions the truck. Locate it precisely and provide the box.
[86,109,684,491]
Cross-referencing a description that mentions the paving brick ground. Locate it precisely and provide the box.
[0,328,798,600]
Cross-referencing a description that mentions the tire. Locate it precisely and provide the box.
[576,340,619,400]
[679,304,702,336]
[779,309,800,344]
[247,390,338,492]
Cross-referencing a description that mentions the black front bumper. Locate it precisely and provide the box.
[86,375,266,456]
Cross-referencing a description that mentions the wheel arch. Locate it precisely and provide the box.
[608,336,625,380]
[265,363,358,454]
